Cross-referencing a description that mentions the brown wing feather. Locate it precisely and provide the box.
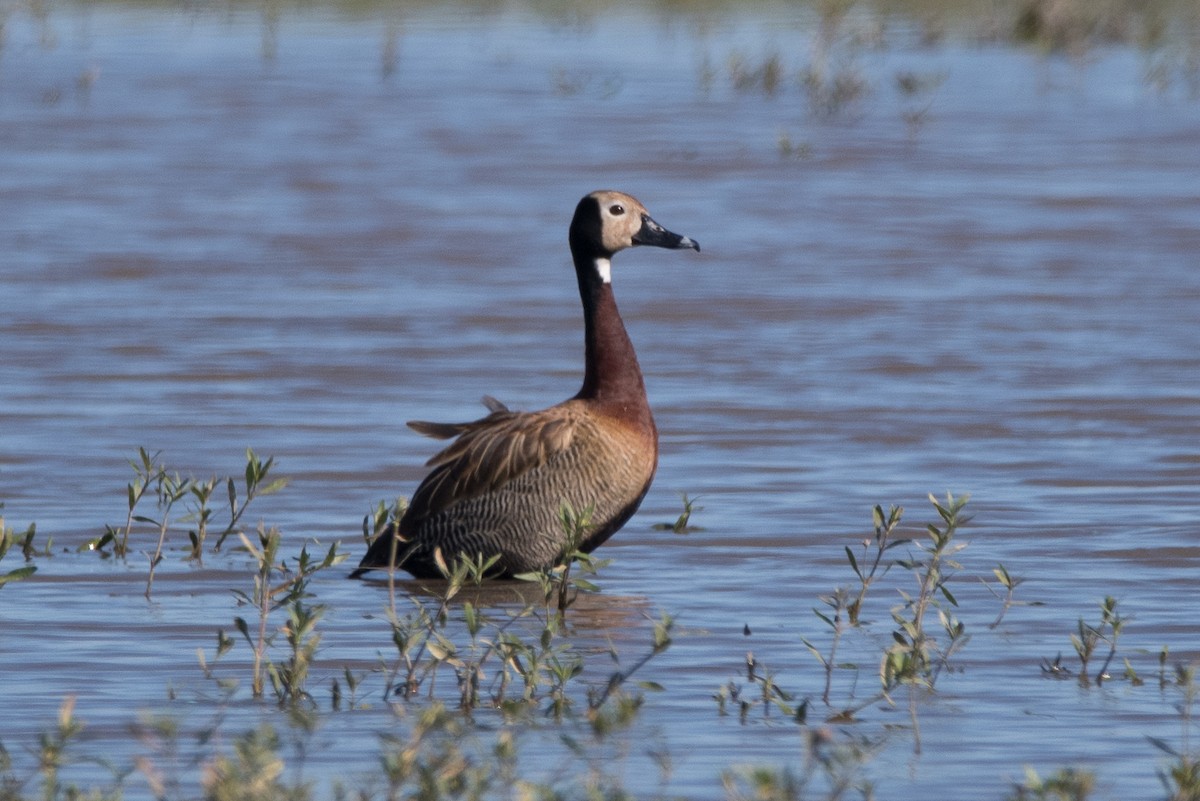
[408,396,512,440]
[404,405,580,523]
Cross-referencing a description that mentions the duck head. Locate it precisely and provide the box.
[569,190,699,283]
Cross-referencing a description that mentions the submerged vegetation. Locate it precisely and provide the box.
[2,451,1199,799]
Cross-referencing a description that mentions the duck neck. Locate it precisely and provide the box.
[573,255,652,423]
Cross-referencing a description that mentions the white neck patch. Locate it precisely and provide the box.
[593,257,612,284]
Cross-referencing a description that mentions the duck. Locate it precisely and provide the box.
[350,190,699,580]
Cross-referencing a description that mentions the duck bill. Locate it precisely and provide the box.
[632,214,700,252]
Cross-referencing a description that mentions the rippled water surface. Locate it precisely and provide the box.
[2,2,1200,798]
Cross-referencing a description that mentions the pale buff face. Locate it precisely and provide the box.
[589,190,651,255]
[577,190,699,283]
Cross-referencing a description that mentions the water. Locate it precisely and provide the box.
[2,1,1199,797]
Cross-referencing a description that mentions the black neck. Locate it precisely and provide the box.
[572,255,649,415]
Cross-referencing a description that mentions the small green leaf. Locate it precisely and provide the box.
[233,616,252,646]
[258,478,289,496]
[463,602,479,635]
[844,546,861,578]
[244,451,258,487]
[0,565,37,587]
[1146,735,1179,757]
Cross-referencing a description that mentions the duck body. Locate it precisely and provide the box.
[352,190,698,579]
[382,399,656,577]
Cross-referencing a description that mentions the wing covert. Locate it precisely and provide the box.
[403,407,581,523]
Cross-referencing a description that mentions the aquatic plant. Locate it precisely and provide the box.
[183,475,220,560]
[255,533,343,705]
[652,492,704,534]
[727,51,785,96]
[883,494,971,685]
[794,494,979,733]
[1086,596,1126,686]
[371,518,674,720]
[1011,0,1164,54]
[879,493,972,750]
[0,697,124,801]
[777,132,815,161]
[895,69,947,139]
[142,469,191,599]
[201,524,346,703]
[215,450,289,550]
[14,448,1200,799]
[201,724,303,801]
[746,652,802,720]
[985,563,1029,629]
[587,611,674,715]
[1152,663,1200,801]
[722,728,881,801]
[847,503,908,626]
[372,702,516,801]
[362,496,408,550]
[1006,766,1096,801]
[803,586,852,708]
[1041,595,1129,687]
[0,504,39,589]
[88,448,289,598]
[515,501,607,616]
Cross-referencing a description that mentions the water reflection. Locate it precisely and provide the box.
[358,575,655,639]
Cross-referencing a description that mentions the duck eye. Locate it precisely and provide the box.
[608,204,625,216]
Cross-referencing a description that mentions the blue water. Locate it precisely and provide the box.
[2,2,1199,798]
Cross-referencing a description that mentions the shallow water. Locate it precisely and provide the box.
[2,1,1200,798]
